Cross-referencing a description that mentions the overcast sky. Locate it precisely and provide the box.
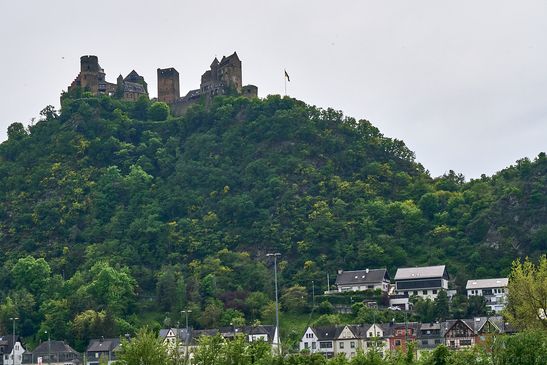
[1,0,546,178]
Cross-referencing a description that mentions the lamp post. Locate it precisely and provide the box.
[44,330,51,365]
[9,317,19,365]
[266,253,281,354]
[180,310,192,365]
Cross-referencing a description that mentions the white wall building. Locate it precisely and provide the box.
[394,265,449,300]
[0,335,25,365]
[466,278,508,313]
[335,269,390,293]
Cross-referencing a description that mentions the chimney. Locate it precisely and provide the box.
[366,268,369,274]
[338,269,343,274]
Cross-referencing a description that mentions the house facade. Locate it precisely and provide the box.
[0,335,25,365]
[85,338,120,365]
[416,323,443,358]
[335,269,390,293]
[387,323,418,354]
[335,326,361,359]
[443,320,476,349]
[466,278,508,313]
[299,324,390,359]
[394,265,449,300]
[361,324,389,356]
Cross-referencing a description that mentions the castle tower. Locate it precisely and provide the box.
[157,68,180,103]
[79,55,102,94]
[218,52,242,93]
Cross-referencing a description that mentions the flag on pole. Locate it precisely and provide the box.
[284,70,290,82]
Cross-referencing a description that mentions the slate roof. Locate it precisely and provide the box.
[0,335,21,354]
[122,81,146,94]
[312,326,342,341]
[466,278,508,290]
[335,269,389,286]
[29,340,79,355]
[86,338,121,352]
[159,328,191,343]
[219,52,240,66]
[394,265,448,280]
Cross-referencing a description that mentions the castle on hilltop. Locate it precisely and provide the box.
[67,53,257,116]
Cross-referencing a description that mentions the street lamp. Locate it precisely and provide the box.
[266,253,281,354]
[44,330,51,365]
[180,310,192,365]
[9,317,19,365]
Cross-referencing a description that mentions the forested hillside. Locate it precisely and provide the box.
[0,93,545,347]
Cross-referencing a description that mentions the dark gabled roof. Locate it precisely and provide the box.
[159,328,191,343]
[86,338,120,352]
[312,326,342,341]
[443,319,475,336]
[0,335,22,353]
[219,52,240,67]
[125,70,140,79]
[31,340,79,355]
[335,269,389,286]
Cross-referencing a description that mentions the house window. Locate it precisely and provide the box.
[434,339,442,344]
[460,339,472,346]
[350,341,355,348]
[312,342,316,349]
[304,342,308,349]
[413,291,418,295]
[319,342,332,349]
[368,285,373,289]
[395,340,401,346]
[432,289,437,294]
[339,342,344,349]
[423,290,427,295]
[421,340,429,345]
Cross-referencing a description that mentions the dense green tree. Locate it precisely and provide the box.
[281,286,309,313]
[433,290,449,321]
[117,327,168,365]
[504,256,547,330]
[148,102,170,121]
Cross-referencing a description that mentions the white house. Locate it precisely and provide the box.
[299,326,339,358]
[394,265,449,300]
[335,269,390,293]
[299,324,389,359]
[335,326,361,359]
[466,278,508,313]
[0,335,25,365]
[361,324,389,356]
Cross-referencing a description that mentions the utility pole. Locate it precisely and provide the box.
[181,310,192,365]
[404,310,408,353]
[9,317,19,365]
[311,280,315,309]
[266,253,281,354]
[44,330,51,365]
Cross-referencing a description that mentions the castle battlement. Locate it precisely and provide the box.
[67,53,258,116]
